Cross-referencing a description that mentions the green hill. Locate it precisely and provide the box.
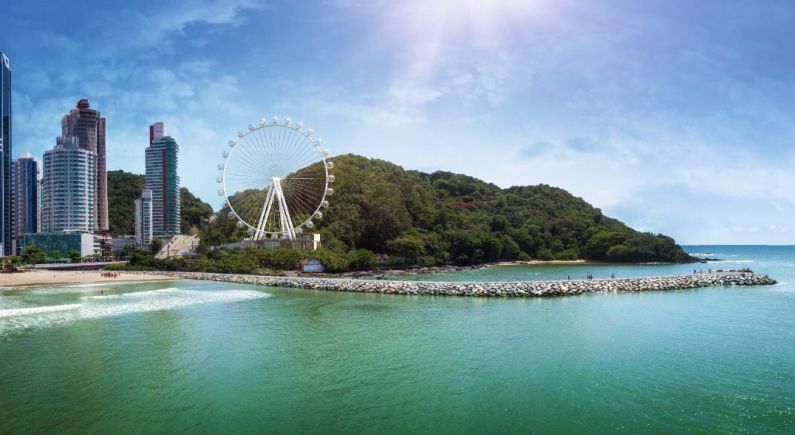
[107,170,146,235]
[201,154,693,264]
[107,170,213,236]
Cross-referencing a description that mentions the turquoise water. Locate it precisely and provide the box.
[1,246,794,433]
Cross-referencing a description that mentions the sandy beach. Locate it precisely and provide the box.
[0,270,172,288]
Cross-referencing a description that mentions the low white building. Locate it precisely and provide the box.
[301,259,325,273]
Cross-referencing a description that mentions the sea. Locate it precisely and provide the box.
[0,245,793,433]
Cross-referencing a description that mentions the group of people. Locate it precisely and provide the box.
[101,272,120,278]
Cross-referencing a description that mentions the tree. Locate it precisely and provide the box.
[196,154,695,265]
[386,233,426,263]
[151,238,163,255]
[68,250,82,263]
[347,249,377,270]
[583,231,627,260]
[51,249,62,262]
[20,246,45,266]
[180,187,213,235]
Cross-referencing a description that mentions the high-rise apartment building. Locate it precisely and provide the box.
[135,189,153,245]
[11,153,38,253]
[149,122,166,144]
[145,123,180,237]
[41,137,96,233]
[61,99,108,232]
[1,52,12,256]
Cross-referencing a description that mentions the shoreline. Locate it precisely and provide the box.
[0,270,172,289]
[124,270,777,298]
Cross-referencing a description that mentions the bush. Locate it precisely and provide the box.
[536,248,554,261]
[517,251,532,261]
[606,244,630,261]
[555,248,579,261]
[311,249,350,273]
[417,255,437,267]
[346,249,377,270]
[257,248,307,269]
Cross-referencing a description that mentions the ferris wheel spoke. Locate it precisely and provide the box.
[285,189,316,219]
[251,129,272,171]
[283,177,325,196]
[288,130,306,167]
[283,183,316,211]
[291,141,319,170]
[231,187,268,218]
[283,185,323,217]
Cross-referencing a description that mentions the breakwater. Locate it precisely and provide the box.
[129,270,777,297]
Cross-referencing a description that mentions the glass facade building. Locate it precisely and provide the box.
[61,99,108,232]
[145,127,180,237]
[1,52,11,256]
[11,154,38,253]
[22,231,95,259]
[41,137,96,233]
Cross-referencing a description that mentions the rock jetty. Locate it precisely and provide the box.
[129,270,777,298]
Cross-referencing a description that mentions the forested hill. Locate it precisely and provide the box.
[107,170,213,236]
[201,154,694,264]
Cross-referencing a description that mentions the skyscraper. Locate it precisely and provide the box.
[61,99,108,232]
[1,52,11,256]
[41,137,96,233]
[145,123,180,237]
[149,121,165,144]
[135,189,153,246]
[11,153,38,253]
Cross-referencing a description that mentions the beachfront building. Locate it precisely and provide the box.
[144,123,180,237]
[60,99,108,232]
[135,189,153,246]
[11,153,38,253]
[22,231,95,260]
[41,137,96,233]
[0,52,12,256]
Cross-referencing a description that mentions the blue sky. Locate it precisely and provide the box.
[2,0,794,244]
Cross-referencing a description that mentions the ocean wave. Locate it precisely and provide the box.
[1,289,269,334]
[64,281,149,288]
[0,304,82,318]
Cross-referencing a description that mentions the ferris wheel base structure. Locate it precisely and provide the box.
[218,233,322,252]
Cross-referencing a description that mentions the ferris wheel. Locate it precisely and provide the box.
[217,117,334,240]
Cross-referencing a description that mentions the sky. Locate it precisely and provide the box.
[1,0,794,244]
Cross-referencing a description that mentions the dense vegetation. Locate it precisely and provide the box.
[107,170,213,235]
[109,247,351,275]
[199,154,693,266]
[107,170,146,235]
[180,187,214,235]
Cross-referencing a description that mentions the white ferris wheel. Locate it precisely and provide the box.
[217,117,334,240]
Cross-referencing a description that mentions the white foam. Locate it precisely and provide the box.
[0,304,82,318]
[65,281,149,288]
[1,288,269,334]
